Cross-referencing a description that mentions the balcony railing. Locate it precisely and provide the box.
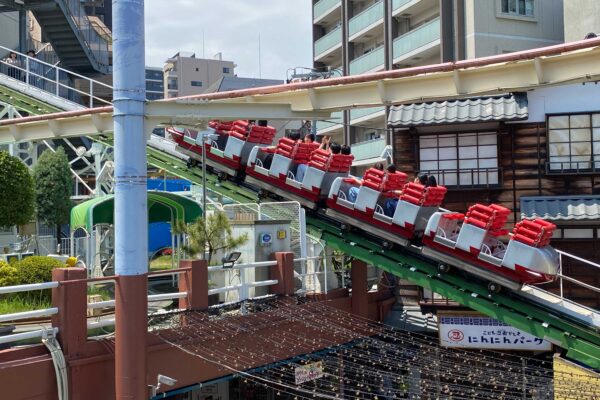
[393,17,440,61]
[316,111,343,132]
[349,1,384,38]
[393,0,414,12]
[314,0,341,21]
[314,26,343,59]
[350,106,385,122]
[546,161,600,175]
[351,137,387,162]
[420,167,502,189]
[349,45,384,75]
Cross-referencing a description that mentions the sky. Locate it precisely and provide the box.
[145,0,313,81]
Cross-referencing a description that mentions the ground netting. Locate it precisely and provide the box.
[148,297,600,399]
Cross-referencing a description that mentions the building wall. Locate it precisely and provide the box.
[164,55,235,98]
[466,0,563,58]
[0,11,20,56]
[564,0,600,42]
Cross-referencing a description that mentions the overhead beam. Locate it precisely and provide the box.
[0,102,331,144]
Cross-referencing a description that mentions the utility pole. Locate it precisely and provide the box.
[112,0,148,398]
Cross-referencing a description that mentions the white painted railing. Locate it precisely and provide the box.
[0,44,112,108]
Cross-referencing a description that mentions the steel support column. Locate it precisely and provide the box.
[112,0,148,398]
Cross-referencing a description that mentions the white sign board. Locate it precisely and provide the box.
[439,315,552,351]
[295,361,324,385]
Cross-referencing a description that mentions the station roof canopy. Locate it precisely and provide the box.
[388,93,528,128]
[520,195,600,221]
[70,191,202,231]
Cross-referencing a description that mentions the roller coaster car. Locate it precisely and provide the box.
[168,120,276,176]
[422,203,559,286]
[326,170,447,246]
[246,139,353,209]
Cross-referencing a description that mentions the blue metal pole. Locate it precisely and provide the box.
[112,0,148,398]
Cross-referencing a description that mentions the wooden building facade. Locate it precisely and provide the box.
[390,83,600,308]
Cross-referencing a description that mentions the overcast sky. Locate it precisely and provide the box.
[145,0,313,81]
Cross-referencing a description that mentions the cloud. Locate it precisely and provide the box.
[145,0,313,80]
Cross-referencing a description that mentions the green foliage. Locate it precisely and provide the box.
[33,147,72,230]
[0,260,19,287]
[0,296,52,314]
[14,256,64,285]
[175,212,249,264]
[0,151,35,228]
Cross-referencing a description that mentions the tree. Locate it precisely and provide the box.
[176,212,249,264]
[33,147,72,242]
[0,151,35,229]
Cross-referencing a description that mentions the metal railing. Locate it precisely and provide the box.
[0,282,60,345]
[393,17,440,62]
[60,0,111,69]
[313,0,341,22]
[349,1,384,37]
[421,167,501,189]
[349,45,385,75]
[350,137,387,162]
[546,161,600,175]
[314,25,342,59]
[0,44,112,108]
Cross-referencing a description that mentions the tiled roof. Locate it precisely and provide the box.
[520,195,600,221]
[388,93,528,127]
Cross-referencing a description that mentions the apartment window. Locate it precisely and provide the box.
[223,67,231,74]
[191,81,203,87]
[501,0,534,16]
[145,70,162,80]
[547,113,600,172]
[419,132,499,187]
[167,78,178,90]
[146,81,163,91]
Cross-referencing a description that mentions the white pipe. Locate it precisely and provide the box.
[0,307,58,323]
[87,300,115,310]
[147,292,187,302]
[0,281,58,295]
[248,279,278,288]
[0,327,59,345]
[87,318,115,330]
[207,260,277,272]
[208,284,243,296]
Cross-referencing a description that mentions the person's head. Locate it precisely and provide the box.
[415,174,428,185]
[304,133,315,143]
[387,164,397,173]
[330,142,341,154]
[585,32,597,39]
[257,120,268,127]
[373,162,384,171]
[27,50,36,57]
[290,131,301,141]
[341,145,351,155]
[9,52,16,59]
[426,175,437,187]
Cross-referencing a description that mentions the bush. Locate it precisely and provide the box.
[0,260,19,287]
[14,256,64,285]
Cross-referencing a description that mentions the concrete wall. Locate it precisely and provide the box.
[564,0,600,42]
[518,83,600,123]
[465,0,563,58]
[0,11,19,58]
[164,56,235,97]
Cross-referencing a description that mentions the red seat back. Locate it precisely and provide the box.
[308,149,331,171]
[328,154,353,173]
[361,168,385,190]
[464,203,510,231]
[292,142,319,163]
[400,182,426,205]
[512,218,556,248]
[247,125,277,144]
[382,171,408,192]
[421,186,447,207]
[275,137,297,158]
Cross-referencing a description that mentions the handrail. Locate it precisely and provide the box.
[0,44,112,108]
[0,281,59,295]
[0,307,59,323]
[0,327,59,345]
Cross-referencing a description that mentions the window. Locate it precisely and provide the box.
[190,80,203,87]
[167,78,178,90]
[223,67,231,74]
[145,70,163,80]
[547,113,600,172]
[501,0,534,16]
[145,81,163,91]
[419,132,499,187]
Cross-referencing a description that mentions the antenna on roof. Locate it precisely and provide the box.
[258,33,262,79]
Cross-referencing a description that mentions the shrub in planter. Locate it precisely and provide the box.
[0,260,19,287]
[15,256,65,285]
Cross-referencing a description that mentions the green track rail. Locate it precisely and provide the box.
[5,85,600,370]
[0,84,61,116]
